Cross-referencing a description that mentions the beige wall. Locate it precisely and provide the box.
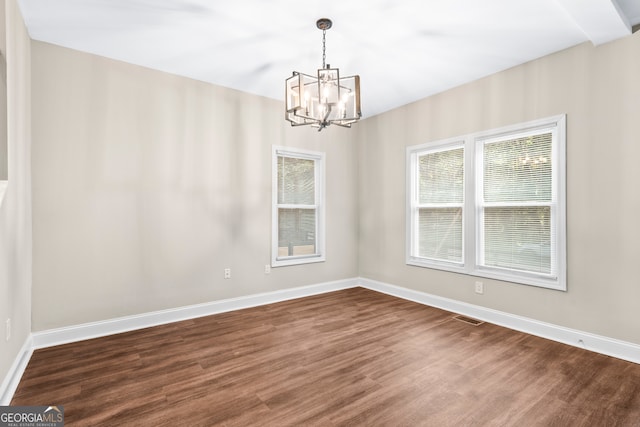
[0,0,32,389]
[30,41,358,331]
[357,32,640,345]
[27,20,640,347]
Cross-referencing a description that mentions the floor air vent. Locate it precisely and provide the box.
[452,315,484,326]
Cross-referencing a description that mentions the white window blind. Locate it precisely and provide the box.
[480,131,555,276]
[272,147,325,267]
[416,147,464,263]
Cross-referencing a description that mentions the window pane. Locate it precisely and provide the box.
[484,133,552,203]
[483,206,551,274]
[278,208,316,256]
[418,207,463,262]
[418,148,464,204]
[278,157,315,205]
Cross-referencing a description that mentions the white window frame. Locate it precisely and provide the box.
[407,115,566,291]
[407,137,467,272]
[272,146,325,267]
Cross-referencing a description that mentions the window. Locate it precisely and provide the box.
[407,115,566,290]
[410,140,465,266]
[272,146,325,267]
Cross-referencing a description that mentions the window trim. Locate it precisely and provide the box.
[406,115,567,291]
[406,137,467,272]
[272,146,326,267]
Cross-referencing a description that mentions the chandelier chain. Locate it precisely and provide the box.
[322,28,326,69]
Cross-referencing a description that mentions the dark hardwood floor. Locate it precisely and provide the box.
[11,287,640,426]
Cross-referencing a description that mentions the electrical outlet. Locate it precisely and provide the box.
[264,264,271,274]
[474,281,484,294]
[5,318,10,341]
[224,268,231,279]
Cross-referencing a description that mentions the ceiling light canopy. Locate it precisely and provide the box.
[285,18,361,131]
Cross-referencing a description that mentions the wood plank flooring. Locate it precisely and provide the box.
[11,287,640,426]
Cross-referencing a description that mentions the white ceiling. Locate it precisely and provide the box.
[16,0,640,118]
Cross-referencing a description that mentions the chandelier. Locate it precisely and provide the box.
[285,18,361,131]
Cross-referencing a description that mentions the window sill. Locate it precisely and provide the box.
[407,257,566,291]
[272,255,325,268]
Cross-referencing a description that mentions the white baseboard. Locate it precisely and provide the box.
[31,278,359,349]
[3,275,638,405]
[0,278,356,404]
[0,335,34,405]
[359,277,640,365]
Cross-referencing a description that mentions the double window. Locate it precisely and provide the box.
[407,115,566,290]
[272,147,325,267]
